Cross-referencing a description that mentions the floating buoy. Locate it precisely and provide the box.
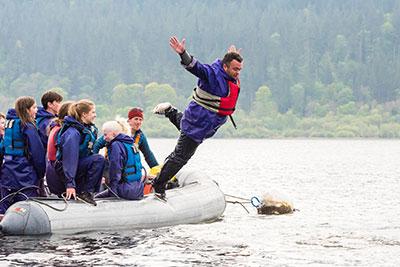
[256,194,294,215]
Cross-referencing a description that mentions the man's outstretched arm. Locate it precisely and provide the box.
[169,36,211,81]
[169,36,193,66]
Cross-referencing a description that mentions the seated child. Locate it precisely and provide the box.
[96,121,144,200]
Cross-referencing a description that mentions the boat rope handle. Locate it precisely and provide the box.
[0,185,69,212]
[0,185,39,204]
[30,193,69,212]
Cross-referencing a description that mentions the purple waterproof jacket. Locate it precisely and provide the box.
[0,109,46,189]
[107,133,143,200]
[36,106,56,148]
[181,58,238,143]
[58,116,96,189]
[0,134,4,169]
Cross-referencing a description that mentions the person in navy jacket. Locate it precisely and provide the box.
[36,90,63,149]
[45,101,74,197]
[0,97,46,215]
[0,112,6,171]
[53,99,105,205]
[93,107,158,169]
[96,121,144,200]
[152,36,243,198]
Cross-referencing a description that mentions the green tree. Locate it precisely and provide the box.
[111,83,144,108]
[143,82,178,112]
[290,83,306,116]
[252,85,277,117]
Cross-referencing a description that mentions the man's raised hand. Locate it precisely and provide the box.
[169,36,186,54]
[228,45,241,54]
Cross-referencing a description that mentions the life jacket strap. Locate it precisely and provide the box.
[229,115,237,130]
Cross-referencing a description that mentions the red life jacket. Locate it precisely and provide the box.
[192,79,240,116]
[47,124,61,161]
[218,80,240,116]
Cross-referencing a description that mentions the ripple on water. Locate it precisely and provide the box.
[1,139,400,266]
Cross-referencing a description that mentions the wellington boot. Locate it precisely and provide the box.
[154,192,167,202]
[165,179,179,190]
[77,192,97,206]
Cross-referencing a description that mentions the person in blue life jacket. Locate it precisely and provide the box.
[93,107,161,190]
[0,97,46,215]
[45,101,74,197]
[53,99,105,206]
[93,107,158,169]
[96,121,144,200]
[152,36,243,199]
[36,90,63,148]
[0,112,6,171]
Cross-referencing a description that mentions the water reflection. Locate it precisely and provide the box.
[1,227,253,266]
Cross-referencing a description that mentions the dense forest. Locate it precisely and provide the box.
[1,0,400,137]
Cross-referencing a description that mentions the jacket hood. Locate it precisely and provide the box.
[6,108,18,120]
[37,106,56,119]
[63,116,84,128]
[113,133,134,145]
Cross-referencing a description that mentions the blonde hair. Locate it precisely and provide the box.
[0,112,5,120]
[15,96,36,126]
[114,115,130,135]
[68,99,95,123]
[102,121,124,134]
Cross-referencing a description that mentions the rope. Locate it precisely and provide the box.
[103,183,120,199]
[30,194,68,212]
[226,200,250,213]
[0,185,69,212]
[224,193,251,203]
[0,185,39,204]
[224,194,264,213]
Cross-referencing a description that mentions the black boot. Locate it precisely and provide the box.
[165,178,179,190]
[77,192,97,206]
[152,176,166,195]
[152,176,167,201]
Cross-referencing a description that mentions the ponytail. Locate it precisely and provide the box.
[54,101,74,125]
[68,99,95,123]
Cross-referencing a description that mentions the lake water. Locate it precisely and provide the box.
[1,139,400,266]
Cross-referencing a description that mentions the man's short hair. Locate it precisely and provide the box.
[222,52,243,67]
[41,91,63,109]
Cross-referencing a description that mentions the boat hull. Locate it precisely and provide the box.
[0,170,226,235]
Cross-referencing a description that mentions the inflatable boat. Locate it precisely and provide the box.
[0,170,226,235]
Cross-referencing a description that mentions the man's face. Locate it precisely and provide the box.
[48,101,62,115]
[223,59,243,80]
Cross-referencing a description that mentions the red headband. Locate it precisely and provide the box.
[128,108,143,119]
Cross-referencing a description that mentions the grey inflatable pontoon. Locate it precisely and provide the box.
[0,170,226,235]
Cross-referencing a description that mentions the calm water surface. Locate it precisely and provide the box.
[1,139,400,266]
